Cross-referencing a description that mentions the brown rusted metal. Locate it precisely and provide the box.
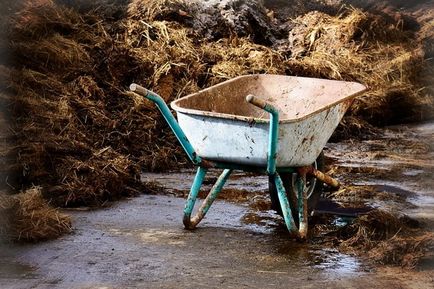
[183,214,196,230]
[198,158,216,169]
[312,169,340,189]
[298,166,340,189]
[296,166,311,177]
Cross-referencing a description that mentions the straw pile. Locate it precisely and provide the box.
[0,187,71,242]
[338,210,434,268]
[285,8,433,130]
[1,0,432,240]
[0,193,13,240]
[3,1,162,207]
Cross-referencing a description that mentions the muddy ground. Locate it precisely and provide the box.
[0,122,432,288]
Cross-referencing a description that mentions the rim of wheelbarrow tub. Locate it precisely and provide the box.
[171,74,367,124]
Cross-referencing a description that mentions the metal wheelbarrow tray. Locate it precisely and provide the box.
[130,74,367,239]
[171,74,366,167]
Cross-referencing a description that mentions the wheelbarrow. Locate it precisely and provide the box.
[130,74,366,239]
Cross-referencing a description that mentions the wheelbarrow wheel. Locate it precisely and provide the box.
[269,151,325,225]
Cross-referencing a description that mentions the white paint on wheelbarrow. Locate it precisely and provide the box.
[176,102,348,167]
[172,74,366,167]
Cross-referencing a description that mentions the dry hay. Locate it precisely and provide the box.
[5,66,148,206]
[0,193,14,240]
[0,187,72,242]
[337,209,433,268]
[3,1,169,207]
[205,37,286,84]
[285,8,434,129]
[127,0,192,22]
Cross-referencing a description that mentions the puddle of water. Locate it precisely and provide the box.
[412,194,434,205]
[372,184,417,198]
[311,248,363,276]
[387,121,434,135]
[107,195,364,279]
[315,197,373,217]
[354,180,433,208]
[402,169,425,176]
[241,210,282,234]
[333,216,354,227]
[407,194,434,227]
[266,233,364,277]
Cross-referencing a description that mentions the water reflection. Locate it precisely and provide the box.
[311,248,362,276]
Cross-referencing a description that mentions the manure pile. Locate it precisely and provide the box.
[0,0,432,242]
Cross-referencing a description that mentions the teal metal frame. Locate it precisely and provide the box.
[130,84,309,238]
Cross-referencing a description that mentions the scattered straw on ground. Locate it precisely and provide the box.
[0,187,72,242]
[337,209,434,268]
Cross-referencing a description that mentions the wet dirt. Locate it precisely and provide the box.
[0,194,430,289]
[326,121,434,223]
[1,122,433,288]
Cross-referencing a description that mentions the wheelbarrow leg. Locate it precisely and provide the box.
[183,167,232,230]
[273,173,299,237]
[296,173,308,239]
[246,95,302,238]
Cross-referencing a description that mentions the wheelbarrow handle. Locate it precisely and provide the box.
[246,94,267,110]
[129,83,202,165]
[245,95,278,115]
[245,94,279,175]
[129,83,149,96]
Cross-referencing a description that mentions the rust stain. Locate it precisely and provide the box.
[297,166,340,189]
